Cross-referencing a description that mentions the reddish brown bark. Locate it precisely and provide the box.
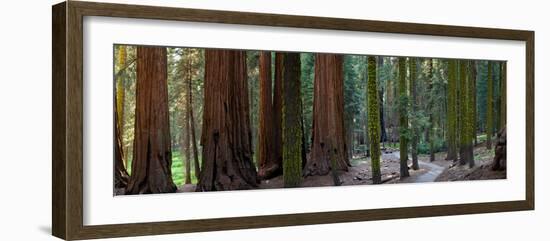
[196,49,258,191]
[257,51,281,179]
[305,53,349,176]
[125,47,177,194]
[272,53,284,174]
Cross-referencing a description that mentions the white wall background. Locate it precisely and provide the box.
[0,0,546,240]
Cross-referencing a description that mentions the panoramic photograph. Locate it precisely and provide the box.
[113,45,507,195]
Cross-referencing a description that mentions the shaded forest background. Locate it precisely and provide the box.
[114,45,506,193]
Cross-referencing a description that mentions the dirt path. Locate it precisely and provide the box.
[176,149,492,192]
[389,151,445,183]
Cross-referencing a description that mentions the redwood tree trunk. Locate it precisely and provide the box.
[305,53,349,176]
[196,49,258,191]
[272,53,284,173]
[126,47,177,194]
[257,51,281,179]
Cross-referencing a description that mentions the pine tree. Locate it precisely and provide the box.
[426,58,435,162]
[367,56,382,183]
[445,59,458,161]
[409,57,419,170]
[458,60,474,166]
[398,57,409,178]
[116,45,128,167]
[500,62,507,129]
[467,60,476,167]
[486,61,494,149]
[282,53,304,187]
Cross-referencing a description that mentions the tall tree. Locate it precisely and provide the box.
[445,59,458,161]
[468,60,476,167]
[470,61,478,142]
[409,57,419,170]
[126,47,177,194]
[398,57,409,178]
[182,50,194,184]
[257,51,281,179]
[367,56,382,183]
[196,50,258,191]
[183,96,192,184]
[116,45,128,167]
[305,53,349,176]
[377,57,387,145]
[500,62,507,129]
[426,58,435,162]
[186,49,201,180]
[114,101,129,189]
[183,107,191,184]
[282,53,304,187]
[458,60,474,166]
[473,61,478,145]
[486,61,494,149]
[272,53,284,175]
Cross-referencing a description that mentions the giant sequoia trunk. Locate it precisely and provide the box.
[257,51,281,179]
[196,50,258,191]
[305,53,349,176]
[126,47,177,194]
[272,53,284,175]
[281,53,304,187]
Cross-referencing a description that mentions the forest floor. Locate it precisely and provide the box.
[175,144,505,192]
[434,144,506,181]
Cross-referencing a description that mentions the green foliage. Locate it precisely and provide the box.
[171,150,199,186]
[125,150,199,186]
[300,53,315,149]
[486,61,494,146]
[115,44,506,188]
[417,137,446,154]
[247,51,260,163]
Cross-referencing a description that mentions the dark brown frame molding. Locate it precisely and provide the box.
[52,1,535,240]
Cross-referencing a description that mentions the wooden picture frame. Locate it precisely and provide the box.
[52,1,534,240]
